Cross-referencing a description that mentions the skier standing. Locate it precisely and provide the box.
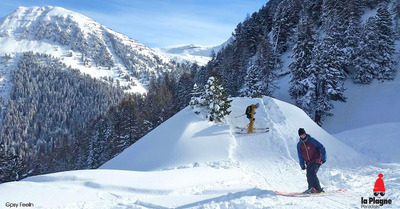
[297,128,326,193]
[245,103,259,133]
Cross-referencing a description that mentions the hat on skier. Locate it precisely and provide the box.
[255,103,259,108]
[298,128,306,136]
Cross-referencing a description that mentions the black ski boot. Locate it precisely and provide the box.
[302,187,317,194]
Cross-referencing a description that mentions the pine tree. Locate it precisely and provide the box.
[376,6,396,80]
[289,11,316,101]
[176,71,195,109]
[272,0,302,54]
[344,0,362,68]
[306,0,323,26]
[242,34,278,98]
[354,5,396,84]
[258,34,279,96]
[354,16,379,84]
[189,83,203,114]
[242,62,263,98]
[296,66,318,120]
[301,36,347,125]
[394,2,400,38]
[201,77,232,122]
[317,32,347,123]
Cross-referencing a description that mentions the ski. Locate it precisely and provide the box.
[235,126,269,131]
[235,129,269,134]
[275,189,347,197]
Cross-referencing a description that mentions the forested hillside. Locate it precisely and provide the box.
[199,0,400,125]
[0,53,197,183]
[0,52,123,180]
[0,7,196,183]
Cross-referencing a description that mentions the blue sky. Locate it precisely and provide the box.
[0,0,266,48]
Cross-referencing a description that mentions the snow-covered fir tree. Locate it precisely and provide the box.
[242,34,278,98]
[395,2,400,38]
[242,62,264,98]
[189,83,203,114]
[289,11,316,101]
[301,33,347,125]
[354,6,396,84]
[201,77,232,122]
[375,6,396,80]
[343,0,362,66]
[258,35,279,96]
[272,0,302,54]
[354,16,379,84]
[176,65,196,109]
[290,13,347,125]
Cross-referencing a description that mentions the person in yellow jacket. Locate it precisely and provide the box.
[245,103,259,133]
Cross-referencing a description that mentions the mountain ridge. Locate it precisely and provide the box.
[0,6,179,93]
[153,40,230,66]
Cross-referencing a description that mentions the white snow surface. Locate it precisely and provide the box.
[1,96,399,208]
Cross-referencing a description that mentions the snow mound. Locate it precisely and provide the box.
[101,96,370,195]
[102,96,367,172]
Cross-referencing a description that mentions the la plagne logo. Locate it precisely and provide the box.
[361,173,393,208]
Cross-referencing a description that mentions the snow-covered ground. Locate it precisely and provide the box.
[1,96,399,208]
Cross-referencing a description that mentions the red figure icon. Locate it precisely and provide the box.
[373,173,385,198]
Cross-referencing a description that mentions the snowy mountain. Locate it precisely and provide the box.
[1,96,399,208]
[154,41,228,66]
[0,6,189,183]
[0,6,177,94]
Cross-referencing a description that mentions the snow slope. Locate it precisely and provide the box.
[2,96,399,208]
[324,80,400,134]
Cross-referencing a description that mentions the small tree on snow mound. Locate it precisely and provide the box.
[202,77,232,122]
[190,77,232,122]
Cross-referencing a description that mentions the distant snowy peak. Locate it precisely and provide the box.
[154,39,231,66]
[157,44,216,56]
[154,44,214,66]
[0,6,174,93]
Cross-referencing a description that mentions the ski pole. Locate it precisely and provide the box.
[239,123,250,131]
[234,113,246,118]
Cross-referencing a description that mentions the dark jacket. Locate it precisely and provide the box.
[297,134,326,169]
[246,104,256,119]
